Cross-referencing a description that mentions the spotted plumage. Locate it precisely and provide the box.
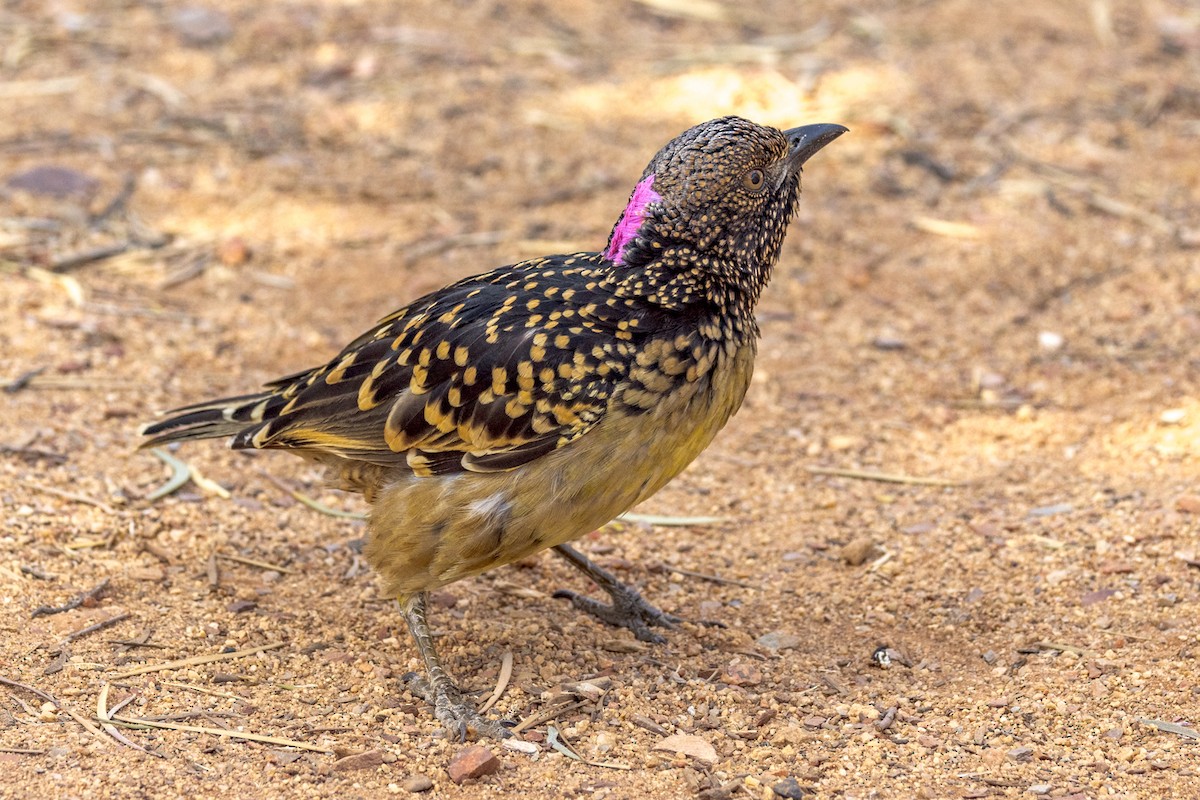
[141,116,846,738]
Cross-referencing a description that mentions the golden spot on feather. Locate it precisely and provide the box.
[447,386,464,407]
[491,366,507,394]
[324,352,357,384]
[504,398,526,418]
[436,340,451,360]
[454,345,469,366]
[463,366,478,385]
[530,344,546,362]
[410,366,430,394]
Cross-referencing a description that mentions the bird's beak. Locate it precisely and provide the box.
[783,123,848,171]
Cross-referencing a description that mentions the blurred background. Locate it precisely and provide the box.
[2,1,1199,796]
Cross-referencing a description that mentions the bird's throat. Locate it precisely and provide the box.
[604,174,662,266]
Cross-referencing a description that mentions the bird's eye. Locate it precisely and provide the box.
[743,169,766,191]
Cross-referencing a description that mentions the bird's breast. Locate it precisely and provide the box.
[365,337,756,597]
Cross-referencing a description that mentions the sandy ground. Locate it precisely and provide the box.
[2,1,1199,798]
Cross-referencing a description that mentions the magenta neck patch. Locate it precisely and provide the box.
[604,174,661,265]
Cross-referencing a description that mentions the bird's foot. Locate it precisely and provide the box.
[553,583,680,644]
[403,673,512,740]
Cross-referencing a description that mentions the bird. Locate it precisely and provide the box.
[140,116,846,739]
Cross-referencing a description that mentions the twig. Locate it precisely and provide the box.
[511,700,587,734]
[659,563,761,590]
[619,512,726,527]
[31,577,110,618]
[3,367,45,393]
[98,683,162,757]
[89,175,137,228]
[106,715,334,753]
[63,611,131,644]
[19,479,117,515]
[259,471,367,520]
[805,466,966,487]
[49,243,131,273]
[478,651,513,714]
[0,748,46,755]
[217,553,294,574]
[546,725,632,770]
[0,676,59,705]
[160,681,248,702]
[61,705,109,744]
[110,642,284,679]
[1029,640,1093,656]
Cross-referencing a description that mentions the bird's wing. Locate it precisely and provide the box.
[230,257,642,475]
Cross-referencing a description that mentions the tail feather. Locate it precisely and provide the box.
[139,391,278,449]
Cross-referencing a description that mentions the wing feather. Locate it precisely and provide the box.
[233,255,644,474]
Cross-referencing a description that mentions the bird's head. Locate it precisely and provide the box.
[603,116,846,311]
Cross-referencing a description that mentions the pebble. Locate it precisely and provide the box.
[1037,330,1064,351]
[6,165,98,198]
[772,777,806,798]
[654,734,717,763]
[721,661,763,686]
[447,746,500,784]
[1175,495,1200,514]
[757,631,802,653]
[1160,408,1187,425]
[171,5,233,46]
[401,775,434,793]
[841,537,882,566]
[331,749,384,771]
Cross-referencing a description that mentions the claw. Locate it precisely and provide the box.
[553,587,676,644]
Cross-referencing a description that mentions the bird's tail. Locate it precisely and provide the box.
[139,391,279,449]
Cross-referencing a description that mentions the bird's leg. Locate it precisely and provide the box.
[551,542,681,644]
[400,592,511,740]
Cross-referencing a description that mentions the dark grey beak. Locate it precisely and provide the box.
[783,123,848,170]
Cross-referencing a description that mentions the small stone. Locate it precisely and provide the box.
[217,237,251,267]
[1008,745,1035,763]
[1081,588,1117,607]
[802,716,826,728]
[872,334,906,351]
[756,631,802,653]
[840,537,882,566]
[1028,785,1052,795]
[171,5,233,47]
[721,660,763,686]
[1037,331,1064,351]
[1175,495,1200,514]
[128,566,165,582]
[402,774,434,793]
[772,777,806,798]
[826,434,862,452]
[7,165,98,198]
[654,734,717,763]
[1160,408,1187,425]
[447,745,500,783]
[331,749,384,771]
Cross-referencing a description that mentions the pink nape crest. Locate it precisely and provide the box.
[604,174,662,265]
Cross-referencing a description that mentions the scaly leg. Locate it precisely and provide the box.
[401,592,510,740]
[551,543,681,644]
